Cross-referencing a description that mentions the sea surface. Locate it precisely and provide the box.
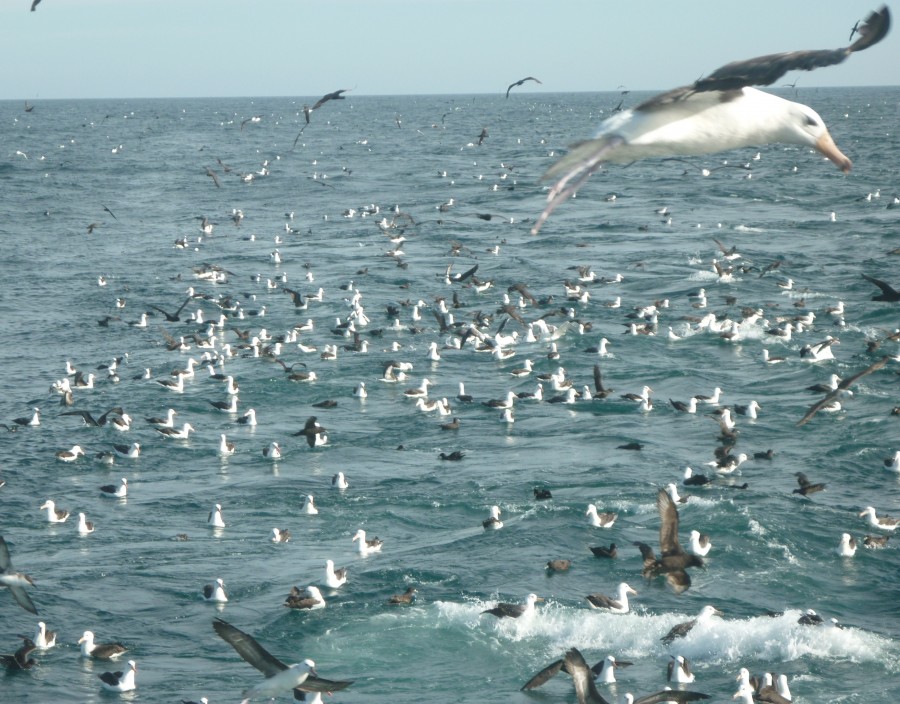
[1,88,898,703]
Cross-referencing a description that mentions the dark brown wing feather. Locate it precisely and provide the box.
[520,658,564,690]
[564,648,611,704]
[212,618,286,677]
[637,6,890,111]
[657,489,683,556]
[634,691,711,704]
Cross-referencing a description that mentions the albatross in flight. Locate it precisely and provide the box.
[531,6,891,234]
[212,618,353,703]
[0,536,37,614]
[506,76,542,98]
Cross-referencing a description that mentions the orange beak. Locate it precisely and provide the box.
[816,131,852,173]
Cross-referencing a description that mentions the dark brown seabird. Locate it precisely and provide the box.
[634,489,704,593]
[505,76,542,98]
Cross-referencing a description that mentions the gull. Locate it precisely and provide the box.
[0,536,38,614]
[212,618,352,703]
[531,6,891,234]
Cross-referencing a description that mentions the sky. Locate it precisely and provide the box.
[1,0,897,100]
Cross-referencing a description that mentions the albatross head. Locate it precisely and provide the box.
[790,102,851,173]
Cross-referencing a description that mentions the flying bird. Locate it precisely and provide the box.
[30,0,42,11]
[0,536,37,614]
[634,489,704,593]
[531,6,891,234]
[556,647,710,704]
[506,76,542,98]
[797,356,890,426]
[212,618,353,702]
[310,89,349,111]
[861,273,900,301]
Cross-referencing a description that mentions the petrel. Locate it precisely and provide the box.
[634,489,704,593]
[531,6,891,234]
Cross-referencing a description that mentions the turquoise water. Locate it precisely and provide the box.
[0,88,898,703]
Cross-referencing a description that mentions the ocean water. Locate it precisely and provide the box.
[0,88,898,703]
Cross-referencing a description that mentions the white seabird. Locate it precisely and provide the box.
[77,512,96,535]
[689,530,712,556]
[530,7,890,235]
[33,621,56,649]
[586,504,617,527]
[585,582,637,613]
[352,529,382,555]
[859,506,899,530]
[482,505,504,530]
[836,533,857,556]
[301,495,319,515]
[78,630,128,659]
[203,578,228,603]
[208,504,226,528]
[98,659,137,692]
[39,499,69,523]
[324,560,347,588]
[667,655,696,683]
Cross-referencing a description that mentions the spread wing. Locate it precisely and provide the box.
[638,6,890,111]
[297,675,354,693]
[212,618,287,678]
[634,691,711,704]
[565,648,611,704]
[862,273,900,298]
[657,489,683,556]
[520,659,564,690]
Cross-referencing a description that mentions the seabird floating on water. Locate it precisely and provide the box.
[78,630,128,660]
[482,505,504,530]
[388,586,417,604]
[352,529,382,555]
[586,504,617,527]
[836,533,857,556]
[284,585,326,610]
[325,560,347,588]
[530,6,891,234]
[208,504,226,528]
[1,637,37,670]
[661,605,723,644]
[585,582,637,613]
[482,592,542,619]
[271,528,291,543]
[99,477,128,498]
[859,506,899,530]
[98,659,137,692]
[203,578,228,603]
[39,499,69,523]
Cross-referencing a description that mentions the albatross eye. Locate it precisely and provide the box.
[804,114,820,128]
